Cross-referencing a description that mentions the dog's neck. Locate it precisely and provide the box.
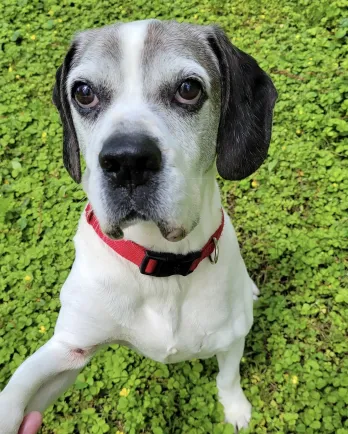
[122,172,223,254]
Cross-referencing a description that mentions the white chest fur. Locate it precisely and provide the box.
[114,282,241,364]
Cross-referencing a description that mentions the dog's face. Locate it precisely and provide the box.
[53,20,277,241]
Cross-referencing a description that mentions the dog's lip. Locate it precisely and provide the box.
[125,210,145,220]
[120,209,149,225]
[102,209,198,242]
[105,221,187,242]
[158,225,187,242]
[104,226,124,240]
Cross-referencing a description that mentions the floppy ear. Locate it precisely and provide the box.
[52,43,81,183]
[208,27,277,180]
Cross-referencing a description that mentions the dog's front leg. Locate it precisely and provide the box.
[216,338,252,432]
[0,336,96,434]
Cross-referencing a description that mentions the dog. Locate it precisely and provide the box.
[0,20,277,433]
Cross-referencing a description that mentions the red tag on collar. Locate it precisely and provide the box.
[85,204,224,277]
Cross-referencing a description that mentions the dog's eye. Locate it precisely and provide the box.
[74,84,99,108]
[175,79,202,105]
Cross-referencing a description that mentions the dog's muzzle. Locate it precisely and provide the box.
[99,133,162,189]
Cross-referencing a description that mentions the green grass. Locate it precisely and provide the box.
[0,0,347,433]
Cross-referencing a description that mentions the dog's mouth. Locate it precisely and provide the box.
[99,180,198,242]
[104,209,148,239]
[123,209,148,223]
[103,208,190,243]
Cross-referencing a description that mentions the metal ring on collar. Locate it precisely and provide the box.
[209,237,219,264]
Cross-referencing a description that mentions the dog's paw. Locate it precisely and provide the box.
[223,392,252,432]
[0,394,24,434]
[251,281,260,301]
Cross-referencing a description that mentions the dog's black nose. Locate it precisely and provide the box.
[99,133,162,187]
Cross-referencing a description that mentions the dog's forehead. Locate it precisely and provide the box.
[72,20,218,79]
[142,21,216,69]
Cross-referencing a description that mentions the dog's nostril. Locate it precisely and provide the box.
[99,155,121,173]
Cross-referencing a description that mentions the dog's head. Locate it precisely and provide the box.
[53,20,277,241]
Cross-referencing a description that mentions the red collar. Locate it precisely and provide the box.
[85,204,224,277]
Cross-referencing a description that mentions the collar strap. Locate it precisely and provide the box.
[85,204,224,278]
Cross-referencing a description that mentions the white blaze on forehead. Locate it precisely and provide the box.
[118,20,151,98]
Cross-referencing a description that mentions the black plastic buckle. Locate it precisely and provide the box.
[139,249,202,277]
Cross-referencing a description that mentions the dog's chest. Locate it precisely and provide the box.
[114,287,237,364]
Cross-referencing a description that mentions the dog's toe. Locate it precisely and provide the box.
[224,393,252,432]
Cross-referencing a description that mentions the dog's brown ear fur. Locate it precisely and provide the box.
[208,26,277,180]
[52,43,81,183]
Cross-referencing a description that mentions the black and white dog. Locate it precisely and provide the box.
[0,20,277,433]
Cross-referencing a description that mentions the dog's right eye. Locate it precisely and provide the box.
[73,83,99,108]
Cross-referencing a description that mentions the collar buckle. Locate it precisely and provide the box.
[140,250,202,277]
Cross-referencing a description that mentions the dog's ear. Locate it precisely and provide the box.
[52,43,81,183]
[207,26,277,180]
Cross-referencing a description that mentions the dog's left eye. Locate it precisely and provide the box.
[73,83,99,108]
[175,79,202,105]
